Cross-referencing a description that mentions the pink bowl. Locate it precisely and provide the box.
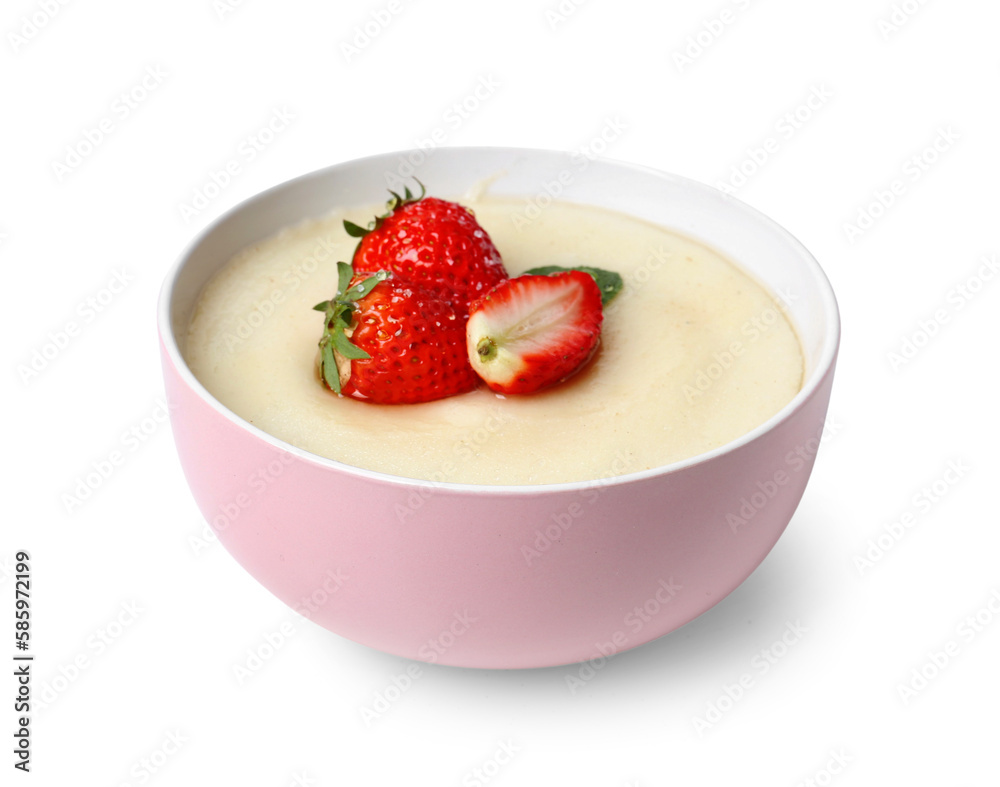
[158,148,839,669]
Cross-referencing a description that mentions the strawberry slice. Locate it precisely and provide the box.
[466,270,606,394]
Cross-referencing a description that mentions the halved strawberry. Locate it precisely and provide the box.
[314,262,477,404]
[346,182,508,307]
[466,270,605,395]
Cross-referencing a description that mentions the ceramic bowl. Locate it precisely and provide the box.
[158,147,839,669]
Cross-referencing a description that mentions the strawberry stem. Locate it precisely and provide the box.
[476,336,498,362]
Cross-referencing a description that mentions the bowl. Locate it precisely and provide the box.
[158,147,839,669]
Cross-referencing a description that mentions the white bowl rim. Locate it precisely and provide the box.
[158,145,841,496]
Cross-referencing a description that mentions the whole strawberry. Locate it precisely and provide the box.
[346,183,508,307]
[314,262,477,404]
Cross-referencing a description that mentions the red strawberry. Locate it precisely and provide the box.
[346,183,507,307]
[466,270,605,395]
[314,263,477,404]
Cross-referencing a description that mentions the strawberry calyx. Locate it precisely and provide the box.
[342,179,427,240]
[313,261,389,394]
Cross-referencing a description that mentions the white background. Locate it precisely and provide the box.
[4,0,999,784]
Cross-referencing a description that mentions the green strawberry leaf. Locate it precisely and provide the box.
[315,262,388,395]
[523,265,624,307]
[343,271,388,302]
[343,220,371,238]
[320,341,341,394]
[336,261,353,295]
[332,330,370,360]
